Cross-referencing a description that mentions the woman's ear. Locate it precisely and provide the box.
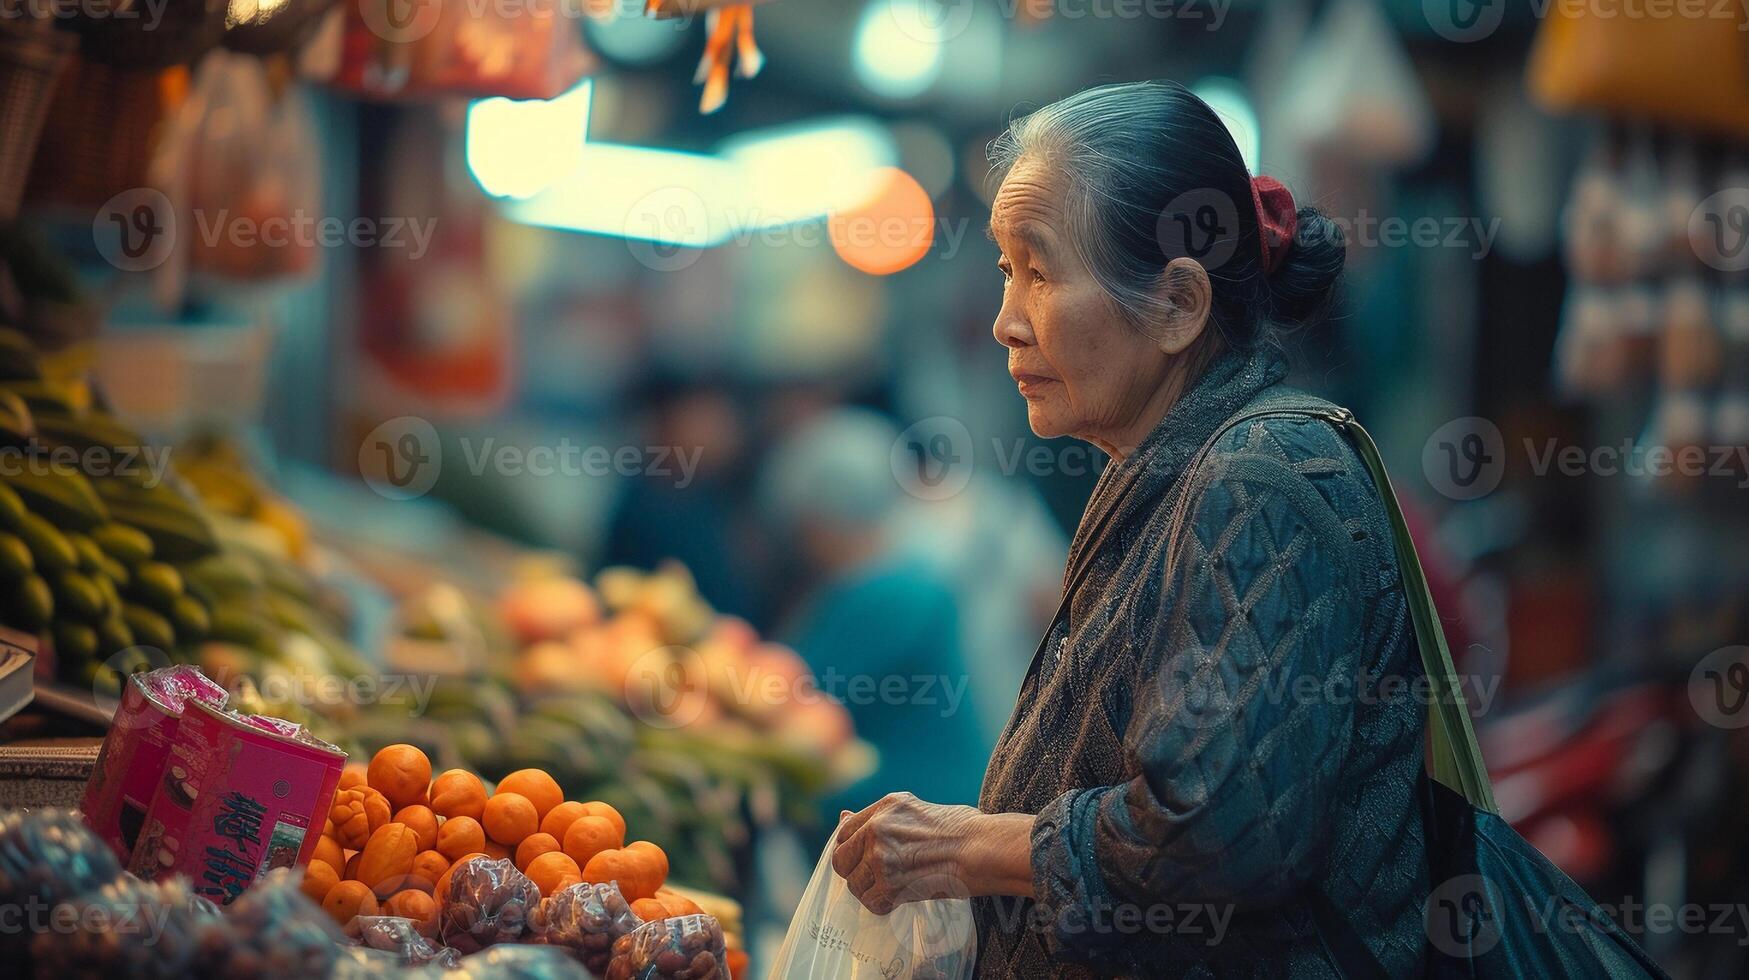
[1151,257,1212,355]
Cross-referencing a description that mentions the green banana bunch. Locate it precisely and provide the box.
[95,478,219,562]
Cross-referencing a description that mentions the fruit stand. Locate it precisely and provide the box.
[0,320,868,974]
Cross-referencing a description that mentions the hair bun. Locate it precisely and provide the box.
[1265,206,1344,326]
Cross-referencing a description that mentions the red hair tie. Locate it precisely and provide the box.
[1249,175,1297,276]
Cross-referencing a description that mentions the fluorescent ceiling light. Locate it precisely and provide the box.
[466,80,594,201]
[492,95,900,247]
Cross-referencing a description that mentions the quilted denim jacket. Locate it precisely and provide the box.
[976,350,1430,978]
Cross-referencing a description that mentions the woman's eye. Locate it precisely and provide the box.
[1030,268,1046,284]
[998,264,1012,283]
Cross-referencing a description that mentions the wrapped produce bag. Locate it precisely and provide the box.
[334,0,592,101]
[767,830,975,980]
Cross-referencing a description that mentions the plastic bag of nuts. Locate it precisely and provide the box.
[605,914,728,980]
[536,880,641,973]
[330,944,405,980]
[427,944,593,978]
[439,857,541,952]
[346,914,461,968]
[197,868,345,979]
[0,808,125,964]
[29,874,218,979]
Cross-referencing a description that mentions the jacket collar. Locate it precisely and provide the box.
[1066,348,1290,576]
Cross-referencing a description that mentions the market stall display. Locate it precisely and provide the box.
[297,741,749,975]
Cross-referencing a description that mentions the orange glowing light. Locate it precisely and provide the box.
[828,167,934,276]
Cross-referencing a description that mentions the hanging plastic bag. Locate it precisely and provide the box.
[766,830,976,980]
[333,0,592,101]
[1275,0,1434,168]
[162,51,322,284]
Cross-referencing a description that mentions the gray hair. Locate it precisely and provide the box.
[987,81,1340,346]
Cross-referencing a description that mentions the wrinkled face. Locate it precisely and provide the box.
[989,158,1172,448]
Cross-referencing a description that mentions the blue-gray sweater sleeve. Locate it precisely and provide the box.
[1029,422,1367,961]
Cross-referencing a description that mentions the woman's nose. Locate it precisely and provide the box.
[992,305,1031,349]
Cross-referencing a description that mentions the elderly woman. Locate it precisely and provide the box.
[832,81,1430,975]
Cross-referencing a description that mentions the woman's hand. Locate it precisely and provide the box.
[833,792,1037,914]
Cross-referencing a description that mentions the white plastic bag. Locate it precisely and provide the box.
[767,830,977,980]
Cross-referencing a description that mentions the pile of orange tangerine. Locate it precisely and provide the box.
[300,743,698,930]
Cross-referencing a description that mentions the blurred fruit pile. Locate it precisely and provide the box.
[344,563,871,893]
[510,562,860,771]
[0,804,715,978]
[0,328,365,741]
[300,744,749,977]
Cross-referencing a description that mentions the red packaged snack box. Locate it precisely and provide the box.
[127,699,345,904]
[80,665,228,862]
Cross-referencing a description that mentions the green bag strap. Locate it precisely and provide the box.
[1163,399,1497,814]
[1335,414,1497,814]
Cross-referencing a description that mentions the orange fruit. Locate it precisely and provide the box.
[330,786,392,850]
[578,801,626,842]
[338,764,367,791]
[321,879,378,925]
[358,824,419,898]
[549,873,583,897]
[515,832,561,872]
[727,948,749,980]
[367,744,433,810]
[482,838,512,861]
[394,805,439,851]
[429,769,487,821]
[495,769,563,821]
[385,888,438,925]
[436,816,486,861]
[482,792,539,846]
[539,801,587,841]
[630,897,669,922]
[562,814,622,869]
[323,817,336,837]
[655,887,702,918]
[435,852,486,901]
[626,840,668,893]
[524,851,581,897]
[582,848,656,901]
[344,851,362,880]
[313,834,345,871]
[301,860,340,904]
[407,850,449,893]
